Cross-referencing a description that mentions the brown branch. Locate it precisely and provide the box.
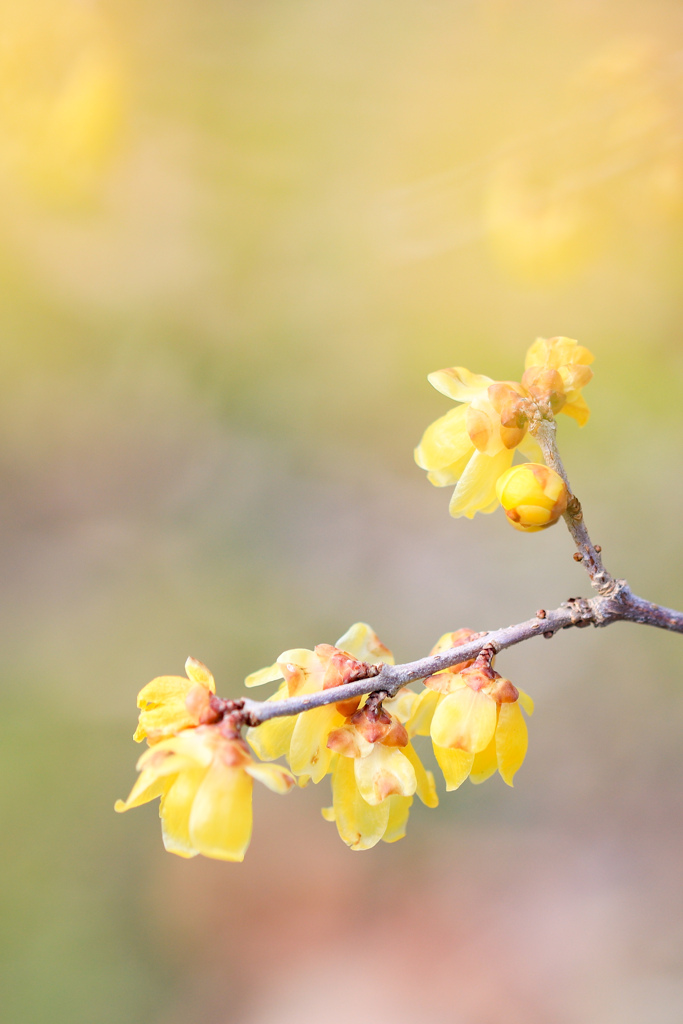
[531,417,619,596]
[237,588,683,726]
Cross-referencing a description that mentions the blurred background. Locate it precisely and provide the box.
[3,1,683,1021]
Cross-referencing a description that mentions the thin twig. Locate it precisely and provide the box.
[531,417,618,595]
[238,589,683,726]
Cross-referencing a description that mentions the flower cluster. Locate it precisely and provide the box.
[117,624,531,859]
[415,336,593,519]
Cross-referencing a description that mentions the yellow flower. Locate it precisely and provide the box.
[133,657,217,744]
[245,623,394,783]
[522,337,594,425]
[495,463,568,532]
[415,367,544,518]
[116,724,294,861]
[323,703,438,850]
[408,631,533,789]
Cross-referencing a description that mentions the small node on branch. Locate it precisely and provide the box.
[573,552,583,562]
[543,630,555,639]
[595,544,602,553]
[536,609,547,619]
[566,495,583,521]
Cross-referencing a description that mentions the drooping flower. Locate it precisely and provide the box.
[323,702,438,850]
[495,463,568,532]
[408,630,533,788]
[133,657,218,744]
[415,367,544,518]
[116,723,294,861]
[522,336,594,425]
[245,623,393,783]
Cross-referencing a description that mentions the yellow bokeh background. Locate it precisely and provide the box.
[3,2,683,1022]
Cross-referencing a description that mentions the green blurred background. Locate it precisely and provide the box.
[3,1,683,1021]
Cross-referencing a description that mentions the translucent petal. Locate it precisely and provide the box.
[332,756,390,851]
[354,745,417,806]
[448,448,514,519]
[431,687,497,753]
[426,452,472,487]
[384,687,418,724]
[517,688,534,715]
[406,688,441,736]
[244,662,284,688]
[404,741,439,808]
[246,684,296,761]
[137,676,193,709]
[334,622,395,666]
[289,703,343,783]
[321,805,335,822]
[433,744,474,790]
[561,393,590,426]
[469,731,498,785]
[159,766,207,858]
[136,699,196,742]
[427,367,493,402]
[189,760,254,861]
[415,405,472,472]
[382,795,413,843]
[496,701,529,786]
[245,760,295,794]
[115,767,176,813]
[185,658,215,691]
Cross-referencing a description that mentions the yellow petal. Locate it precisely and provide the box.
[427,367,493,402]
[448,448,514,519]
[354,745,417,806]
[334,622,395,665]
[277,648,324,696]
[406,688,441,737]
[561,393,590,426]
[415,405,472,471]
[384,687,418,724]
[245,684,296,760]
[332,756,390,851]
[382,795,413,843]
[433,744,474,790]
[431,687,497,753]
[289,703,343,782]
[495,701,529,786]
[184,657,215,691]
[115,766,176,812]
[159,766,207,858]
[468,730,498,784]
[245,760,295,794]
[188,760,254,861]
[517,688,534,715]
[137,675,193,709]
[404,741,439,808]
[321,805,335,821]
[425,452,473,487]
[244,662,284,688]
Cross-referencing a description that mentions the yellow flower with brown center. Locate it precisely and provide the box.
[522,336,594,425]
[408,630,533,789]
[245,622,393,783]
[323,703,438,850]
[116,724,295,861]
[415,367,544,518]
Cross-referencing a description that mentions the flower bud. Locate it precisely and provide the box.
[495,463,568,532]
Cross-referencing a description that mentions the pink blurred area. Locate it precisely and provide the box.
[3,2,683,1023]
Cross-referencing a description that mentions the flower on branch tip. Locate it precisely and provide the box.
[495,463,568,532]
[245,623,393,783]
[414,366,544,519]
[522,336,594,425]
[133,657,219,744]
[323,702,438,850]
[116,723,294,861]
